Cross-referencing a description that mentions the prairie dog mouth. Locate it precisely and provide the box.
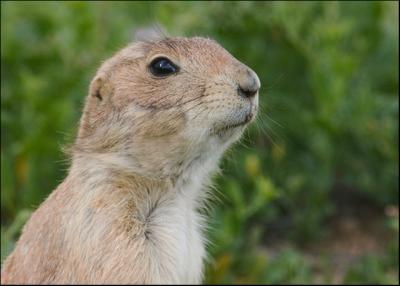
[222,112,254,130]
[212,110,255,136]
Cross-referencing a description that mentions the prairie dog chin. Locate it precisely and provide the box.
[1,35,260,284]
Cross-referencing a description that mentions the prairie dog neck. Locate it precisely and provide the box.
[68,146,223,219]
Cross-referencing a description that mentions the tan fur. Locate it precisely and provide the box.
[1,36,260,284]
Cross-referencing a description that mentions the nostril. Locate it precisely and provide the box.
[236,68,261,98]
[238,85,258,98]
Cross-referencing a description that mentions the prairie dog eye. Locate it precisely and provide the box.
[149,57,179,77]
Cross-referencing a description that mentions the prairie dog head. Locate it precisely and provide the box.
[74,36,260,179]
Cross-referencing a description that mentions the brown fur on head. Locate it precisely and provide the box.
[74,36,260,180]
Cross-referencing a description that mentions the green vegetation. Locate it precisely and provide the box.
[1,1,398,284]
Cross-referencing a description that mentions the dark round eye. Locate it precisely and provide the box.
[149,57,179,77]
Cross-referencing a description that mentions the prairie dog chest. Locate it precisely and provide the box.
[138,151,219,284]
[144,186,205,284]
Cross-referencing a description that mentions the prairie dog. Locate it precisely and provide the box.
[1,35,260,284]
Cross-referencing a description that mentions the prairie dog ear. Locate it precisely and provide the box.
[133,24,167,42]
[78,75,109,139]
[89,76,109,102]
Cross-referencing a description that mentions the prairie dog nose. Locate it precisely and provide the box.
[237,68,260,98]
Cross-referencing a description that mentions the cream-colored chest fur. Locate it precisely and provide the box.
[143,187,205,284]
[126,151,218,284]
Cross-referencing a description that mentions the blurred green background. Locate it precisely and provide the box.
[1,1,398,284]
